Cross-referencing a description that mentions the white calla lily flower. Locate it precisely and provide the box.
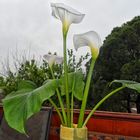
[43,54,63,68]
[51,3,85,31]
[73,31,102,60]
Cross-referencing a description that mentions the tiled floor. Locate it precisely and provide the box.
[88,132,140,140]
[49,126,140,140]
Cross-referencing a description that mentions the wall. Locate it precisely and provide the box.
[49,110,140,140]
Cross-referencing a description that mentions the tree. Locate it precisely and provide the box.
[0,49,89,96]
[90,16,140,112]
[121,60,140,113]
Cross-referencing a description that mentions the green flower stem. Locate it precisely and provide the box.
[82,86,125,127]
[71,91,74,127]
[71,72,75,127]
[78,59,95,128]
[49,98,64,125]
[50,67,67,125]
[63,25,71,127]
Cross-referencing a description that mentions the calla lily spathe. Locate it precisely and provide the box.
[73,31,102,60]
[51,3,85,31]
[43,54,63,68]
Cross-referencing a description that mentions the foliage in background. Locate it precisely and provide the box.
[90,16,140,112]
[1,16,140,114]
[0,49,89,98]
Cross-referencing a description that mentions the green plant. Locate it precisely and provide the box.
[0,50,88,96]
[90,16,140,112]
[2,3,140,135]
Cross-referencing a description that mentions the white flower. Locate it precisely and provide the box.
[73,31,102,60]
[43,54,63,68]
[51,3,85,30]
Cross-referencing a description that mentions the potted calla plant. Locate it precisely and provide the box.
[1,3,140,140]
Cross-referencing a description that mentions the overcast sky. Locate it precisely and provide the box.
[0,0,140,71]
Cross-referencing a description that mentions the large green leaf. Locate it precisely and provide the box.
[60,71,85,100]
[17,80,37,90]
[111,80,140,93]
[2,79,60,134]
